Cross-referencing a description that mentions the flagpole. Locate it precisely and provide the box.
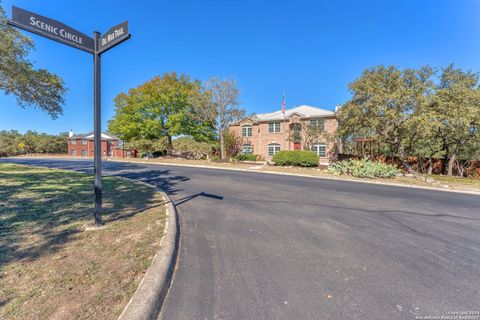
[282,91,288,151]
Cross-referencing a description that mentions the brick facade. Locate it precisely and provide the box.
[229,106,339,161]
[67,132,137,158]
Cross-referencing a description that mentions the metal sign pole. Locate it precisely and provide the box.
[93,32,102,226]
[8,6,130,227]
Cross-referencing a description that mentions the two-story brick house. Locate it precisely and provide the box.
[229,105,339,161]
[67,131,137,158]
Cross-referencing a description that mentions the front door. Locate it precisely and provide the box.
[294,143,301,150]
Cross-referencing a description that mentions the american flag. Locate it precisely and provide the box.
[281,95,286,113]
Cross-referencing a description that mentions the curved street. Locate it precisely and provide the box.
[3,158,480,320]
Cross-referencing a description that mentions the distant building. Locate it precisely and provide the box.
[229,105,339,161]
[67,131,137,158]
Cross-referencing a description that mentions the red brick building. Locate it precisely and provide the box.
[229,105,340,162]
[67,131,137,158]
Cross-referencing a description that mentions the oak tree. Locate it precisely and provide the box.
[0,4,66,118]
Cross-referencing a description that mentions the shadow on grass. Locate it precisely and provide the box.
[0,163,189,269]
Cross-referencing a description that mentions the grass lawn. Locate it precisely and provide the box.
[0,163,166,320]
[425,174,480,189]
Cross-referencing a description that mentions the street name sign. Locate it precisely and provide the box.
[9,6,94,53]
[99,21,130,53]
[8,6,131,226]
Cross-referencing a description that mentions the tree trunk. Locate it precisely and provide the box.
[441,152,449,175]
[167,135,173,155]
[427,158,433,175]
[447,153,456,176]
[220,133,225,159]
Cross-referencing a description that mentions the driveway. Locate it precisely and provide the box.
[2,158,480,320]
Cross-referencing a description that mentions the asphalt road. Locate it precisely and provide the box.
[2,158,480,320]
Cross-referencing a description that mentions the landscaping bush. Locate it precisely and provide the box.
[328,159,399,178]
[273,150,319,167]
[236,154,257,161]
[171,136,216,159]
[152,150,166,158]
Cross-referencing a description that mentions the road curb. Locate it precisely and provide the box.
[117,179,179,320]
[108,159,480,196]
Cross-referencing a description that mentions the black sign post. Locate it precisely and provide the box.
[8,6,131,226]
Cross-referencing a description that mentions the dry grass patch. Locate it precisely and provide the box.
[0,163,166,320]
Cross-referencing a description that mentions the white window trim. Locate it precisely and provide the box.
[242,125,253,137]
[242,144,253,154]
[268,122,281,133]
[311,144,327,157]
[310,118,325,131]
[268,143,281,156]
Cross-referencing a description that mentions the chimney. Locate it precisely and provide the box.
[335,105,342,113]
[69,130,73,138]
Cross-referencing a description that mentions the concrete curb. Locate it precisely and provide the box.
[108,159,480,196]
[117,180,179,320]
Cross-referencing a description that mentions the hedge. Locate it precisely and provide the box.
[272,150,319,167]
[236,154,257,161]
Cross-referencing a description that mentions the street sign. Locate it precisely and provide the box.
[99,21,130,54]
[8,6,131,226]
[9,6,94,53]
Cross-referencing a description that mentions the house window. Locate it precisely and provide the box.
[81,150,87,157]
[70,139,77,145]
[242,125,252,137]
[268,122,281,133]
[310,119,325,131]
[291,123,302,142]
[71,149,76,156]
[81,139,87,145]
[311,144,327,157]
[241,145,253,154]
[268,143,281,156]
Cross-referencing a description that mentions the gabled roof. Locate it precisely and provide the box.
[253,105,335,122]
[68,132,120,141]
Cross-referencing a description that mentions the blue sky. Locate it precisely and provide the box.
[1,0,479,135]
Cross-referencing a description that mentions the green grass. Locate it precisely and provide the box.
[0,163,166,320]
[425,174,480,188]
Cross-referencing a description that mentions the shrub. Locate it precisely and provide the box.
[209,155,220,161]
[172,136,215,154]
[152,150,166,158]
[236,154,257,161]
[223,129,243,158]
[273,150,319,167]
[328,159,399,179]
[171,136,216,159]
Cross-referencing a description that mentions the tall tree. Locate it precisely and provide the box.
[0,3,66,118]
[192,77,244,159]
[338,65,434,160]
[108,72,215,151]
[429,65,480,176]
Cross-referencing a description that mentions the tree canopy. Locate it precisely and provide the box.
[191,77,244,159]
[0,130,68,157]
[108,72,215,150]
[0,3,66,118]
[338,64,480,176]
